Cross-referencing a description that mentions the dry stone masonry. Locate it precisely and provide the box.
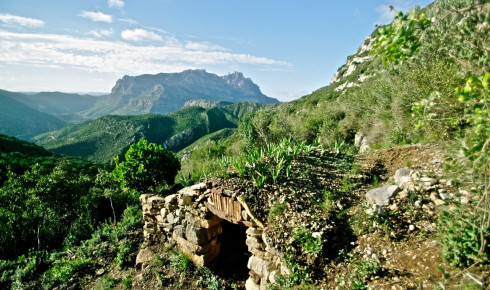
[139,181,289,289]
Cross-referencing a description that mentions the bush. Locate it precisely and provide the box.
[111,139,181,192]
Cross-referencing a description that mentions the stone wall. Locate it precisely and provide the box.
[139,181,289,290]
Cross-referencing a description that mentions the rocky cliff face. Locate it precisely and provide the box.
[183,99,233,109]
[85,70,278,118]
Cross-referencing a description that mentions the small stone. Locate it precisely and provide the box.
[409,225,415,231]
[366,185,401,205]
[160,208,167,217]
[165,194,179,205]
[96,268,105,276]
[430,192,440,202]
[439,193,451,200]
[166,213,179,224]
[434,199,445,206]
[460,196,470,204]
[414,200,422,208]
[397,189,409,199]
[446,180,454,186]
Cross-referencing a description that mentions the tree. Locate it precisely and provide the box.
[111,139,180,193]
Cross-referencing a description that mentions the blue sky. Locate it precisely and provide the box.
[0,0,433,101]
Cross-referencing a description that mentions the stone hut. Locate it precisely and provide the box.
[140,181,289,290]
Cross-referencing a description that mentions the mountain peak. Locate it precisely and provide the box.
[87,70,278,118]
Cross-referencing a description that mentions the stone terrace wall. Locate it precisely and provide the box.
[139,182,290,290]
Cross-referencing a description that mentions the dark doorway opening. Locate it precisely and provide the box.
[209,220,250,281]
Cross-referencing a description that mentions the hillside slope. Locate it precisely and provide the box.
[38,102,265,163]
[0,91,66,140]
[241,0,488,152]
[84,70,278,118]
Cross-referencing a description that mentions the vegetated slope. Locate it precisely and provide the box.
[83,70,278,118]
[241,0,488,151]
[39,102,266,163]
[0,134,53,157]
[12,91,103,122]
[0,91,66,140]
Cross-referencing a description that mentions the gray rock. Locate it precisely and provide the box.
[166,212,180,224]
[394,168,411,184]
[366,185,401,205]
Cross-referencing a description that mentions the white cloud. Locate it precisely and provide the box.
[0,30,292,76]
[108,0,125,8]
[78,11,113,23]
[0,13,44,28]
[88,28,114,38]
[121,28,163,41]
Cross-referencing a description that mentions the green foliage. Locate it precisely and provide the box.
[115,239,134,269]
[111,139,180,192]
[438,206,489,267]
[372,9,431,67]
[169,250,192,274]
[292,226,322,257]
[94,274,116,290]
[40,102,265,163]
[42,254,91,289]
[339,257,381,289]
[195,267,226,290]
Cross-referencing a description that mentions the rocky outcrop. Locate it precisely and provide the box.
[330,36,374,90]
[183,99,233,109]
[139,181,289,289]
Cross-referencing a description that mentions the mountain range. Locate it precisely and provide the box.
[0,70,275,141]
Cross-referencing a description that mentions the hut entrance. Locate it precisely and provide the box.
[210,220,250,281]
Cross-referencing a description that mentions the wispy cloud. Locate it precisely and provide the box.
[78,11,113,23]
[118,18,137,25]
[108,0,124,9]
[0,30,292,76]
[88,28,114,38]
[0,13,44,28]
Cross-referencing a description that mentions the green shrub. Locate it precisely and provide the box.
[438,206,489,267]
[111,139,180,192]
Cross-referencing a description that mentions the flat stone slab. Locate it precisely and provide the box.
[366,185,401,205]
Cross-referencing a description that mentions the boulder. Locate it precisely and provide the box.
[135,248,155,269]
[366,185,401,205]
[394,168,411,184]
